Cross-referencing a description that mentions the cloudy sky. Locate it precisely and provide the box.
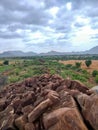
[0,0,98,53]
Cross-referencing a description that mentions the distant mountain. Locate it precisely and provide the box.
[40,51,66,56]
[85,46,98,54]
[0,51,37,57]
[43,46,98,55]
[25,52,37,56]
[0,46,98,57]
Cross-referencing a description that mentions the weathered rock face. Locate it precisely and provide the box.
[76,93,98,130]
[0,74,97,130]
[43,107,88,130]
[91,86,98,94]
[43,94,88,130]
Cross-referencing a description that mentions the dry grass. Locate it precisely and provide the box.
[59,60,98,73]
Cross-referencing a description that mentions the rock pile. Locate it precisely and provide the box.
[0,74,98,130]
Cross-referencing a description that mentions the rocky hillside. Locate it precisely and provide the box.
[0,74,98,130]
[86,46,98,54]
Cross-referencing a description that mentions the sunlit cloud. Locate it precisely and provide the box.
[49,6,59,18]
[66,2,72,11]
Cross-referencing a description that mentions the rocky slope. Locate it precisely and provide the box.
[0,74,98,130]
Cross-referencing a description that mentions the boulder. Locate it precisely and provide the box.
[15,115,27,130]
[22,105,34,116]
[0,98,7,111]
[28,98,52,123]
[22,92,36,107]
[0,74,98,130]
[76,93,98,130]
[0,114,16,130]
[46,90,60,103]
[43,107,88,130]
[71,80,89,94]
[0,105,14,127]
[90,86,98,94]
[25,123,35,130]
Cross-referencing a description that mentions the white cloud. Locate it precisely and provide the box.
[0,0,98,53]
[0,38,25,52]
[76,16,90,25]
[66,2,72,11]
[49,6,59,18]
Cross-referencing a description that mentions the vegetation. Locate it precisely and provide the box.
[3,60,9,65]
[95,75,98,83]
[0,55,98,88]
[92,70,98,77]
[75,62,82,68]
[85,60,92,68]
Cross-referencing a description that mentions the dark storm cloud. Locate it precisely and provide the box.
[0,0,30,11]
[22,9,52,25]
[0,0,52,25]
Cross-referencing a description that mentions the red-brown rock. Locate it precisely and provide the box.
[76,93,98,130]
[43,107,88,130]
[25,123,35,130]
[0,74,98,130]
[71,80,89,93]
[15,115,27,130]
[28,98,52,122]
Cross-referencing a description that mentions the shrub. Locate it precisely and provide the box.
[85,60,92,68]
[75,62,81,68]
[50,69,56,75]
[65,64,72,68]
[72,73,87,82]
[3,60,9,65]
[23,74,32,78]
[9,76,20,83]
[82,70,88,74]
[92,70,98,77]
[71,65,77,70]
[95,75,98,83]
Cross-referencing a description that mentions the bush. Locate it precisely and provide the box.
[65,64,72,68]
[9,76,20,83]
[92,70,98,77]
[3,60,9,65]
[95,75,98,83]
[71,65,77,70]
[22,73,32,78]
[75,62,81,68]
[50,69,56,75]
[72,73,87,82]
[85,60,92,67]
[82,70,88,74]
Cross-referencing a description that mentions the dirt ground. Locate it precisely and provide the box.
[59,60,98,73]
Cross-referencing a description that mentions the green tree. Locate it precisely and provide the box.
[85,60,92,68]
[3,60,9,65]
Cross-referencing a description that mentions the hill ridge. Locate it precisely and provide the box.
[0,46,98,57]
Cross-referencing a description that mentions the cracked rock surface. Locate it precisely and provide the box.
[0,74,98,130]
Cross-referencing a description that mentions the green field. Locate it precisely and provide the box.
[0,55,98,88]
